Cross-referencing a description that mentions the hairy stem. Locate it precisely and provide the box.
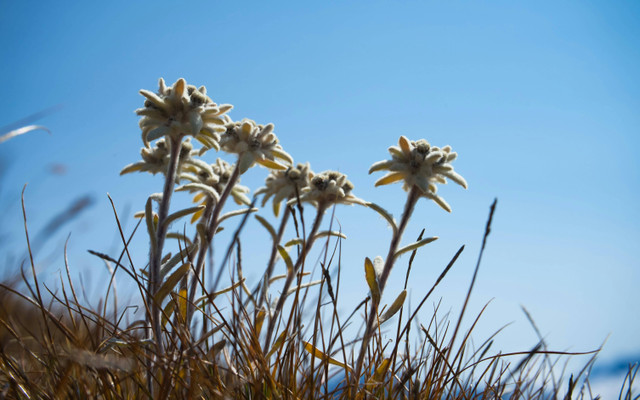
[148,136,182,355]
[352,186,420,389]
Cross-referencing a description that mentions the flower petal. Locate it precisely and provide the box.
[375,172,405,187]
[398,136,412,156]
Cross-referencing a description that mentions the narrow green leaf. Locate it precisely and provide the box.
[159,243,197,278]
[145,197,157,252]
[379,289,407,325]
[196,223,207,244]
[303,341,352,372]
[267,330,288,359]
[175,183,220,201]
[154,263,191,304]
[166,232,193,246]
[364,257,381,307]
[286,231,347,247]
[208,340,227,358]
[255,310,266,337]
[367,358,391,385]
[194,279,245,304]
[284,238,303,247]
[164,205,205,228]
[218,207,258,224]
[255,215,277,242]
[277,245,294,274]
[161,295,176,327]
[315,230,347,241]
[394,237,439,259]
[367,202,398,234]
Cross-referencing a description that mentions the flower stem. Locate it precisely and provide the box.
[264,202,328,351]
[148,136,182,355]
[186,163,241,327]
[351,186,420,390]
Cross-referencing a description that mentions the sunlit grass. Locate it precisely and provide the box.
[0,80,636,399]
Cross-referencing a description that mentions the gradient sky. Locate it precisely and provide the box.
[1,1,638,374]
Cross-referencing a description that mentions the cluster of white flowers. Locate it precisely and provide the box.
[120,138,193,176]
[178,158,251,207]
[220,118,293,173]
[137,78,232,148]
[291,170,366,208]
[255,163,313,216]
[369,136,467,212]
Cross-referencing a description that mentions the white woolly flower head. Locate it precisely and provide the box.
[120,138,193,177]
[177,158,251,209]
[220,118,293,174]
[255,162,313,216]
[137,78,232,149]
[290,170,366,208]
[369,136,467,212]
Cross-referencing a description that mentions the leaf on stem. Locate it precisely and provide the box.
[218,207,258,224]
[366,202,398,234]
[164,205,205,228]
[365,257,381,307]
[145,197,157,252]
[254,215,277,242]
[284,231,347,247]
[303,341,353,372]
[154,263,190,304]
[277,245,294,275]
[367,358,391,385]
[379,289,407,325]
[394,237,438,259]
[159,243,197,278]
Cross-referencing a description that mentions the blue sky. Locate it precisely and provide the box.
[1,0,638,373]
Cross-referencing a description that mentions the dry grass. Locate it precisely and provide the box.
[1,86,637,399]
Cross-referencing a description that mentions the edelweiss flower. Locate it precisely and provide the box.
[255,163,312,216]
[220,118,293,173]
[290,170,366,208]
[369,136,467,212]
[137,78,232,149]
[120,138,193,177]
[178,158,251,207]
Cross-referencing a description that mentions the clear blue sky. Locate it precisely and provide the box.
[1,1,638,370]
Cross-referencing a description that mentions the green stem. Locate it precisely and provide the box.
[148,136,182,356]
[351,186,420,391]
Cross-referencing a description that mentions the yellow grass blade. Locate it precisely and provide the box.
[364,257,381,307]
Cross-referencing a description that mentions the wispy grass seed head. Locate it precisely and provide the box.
[137,78,232,148]
[369,135,467,212]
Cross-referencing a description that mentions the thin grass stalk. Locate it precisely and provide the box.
[440,199,497,388]
[257,205,292,309]
[264,202,328,351]
[352,186,420,390]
